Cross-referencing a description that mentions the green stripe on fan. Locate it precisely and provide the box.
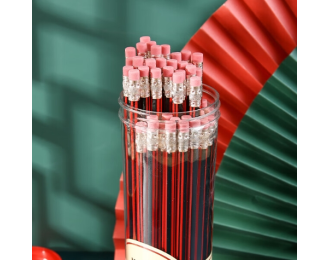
[213,48,297,260]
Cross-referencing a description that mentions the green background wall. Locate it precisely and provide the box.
[32,0,226,251]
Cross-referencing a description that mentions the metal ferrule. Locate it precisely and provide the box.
[123,76,129,97]
[140,77,150,98]
[189,85,202,107]
[163,77,172,98]
[189,128,201,149]
[151,54,161,59]
[158,129,166,152]
[146,51,151,59]
[136,131,147,153]
[147,129,159,151]
[208,121,218,146]
[178,131,189,152]
[138,52,147,59]
[150,78,162,99]
[165,132,177,154]
[162,54,171,60]
[200,126,210,149]
[186,74,196,96]
[172,83,185,104]
[193,62,203,70]
[128,80,141,102]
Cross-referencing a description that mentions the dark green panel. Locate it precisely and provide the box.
[32,0,226,252]
[215,49,297,259]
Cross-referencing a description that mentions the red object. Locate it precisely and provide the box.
[32,247,61,260]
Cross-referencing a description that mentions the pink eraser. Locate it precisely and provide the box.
[156,58,166,69]
[201,99,208,108]
[140,36,151,43]
[185,64,196,75]
[178,121,189,132]
[125,47,136,57]
[151,45,162,56]
[170,117,180,121]
[126,57,134,66]
[138,66,149,77]
[133,56,144,67]
[173,72,184,84]
[192,52,203,63]
[123,66,134,77]
[147,41,156,51]
[148,120,159,130]
[161,44,171,55]
[128,69,140,81]
[135,122,147,133]
[167,59,178,70]
[163,66,174,77]
[162,113,173,120]
[145,58,156,69]
[181,115,192,120]
[147,115,158,120]
[190,76,201,87]
[175,69,186,78]
[189,119,201,127]
[171,52,182,62]
[181,50,191,61]
[196,67,202,77]
[136,42,147,54]
[200,110,205,116]
[165,121,176,132]
[150,68,161,79]
[178,61,188,70]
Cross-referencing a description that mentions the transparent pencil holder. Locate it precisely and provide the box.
[118,84,220,260]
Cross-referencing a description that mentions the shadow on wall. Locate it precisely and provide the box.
[32,0,127,251]
[32,0,225,252]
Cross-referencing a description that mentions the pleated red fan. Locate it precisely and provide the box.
[114,0,297,258]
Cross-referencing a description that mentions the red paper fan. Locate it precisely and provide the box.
[114,0,297,258]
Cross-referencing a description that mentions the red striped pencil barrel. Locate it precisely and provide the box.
[169,117,181,259]
[145,116,159,246]
[188,119,201,260]
[177,119,189,260]
[160,113,173,252]
[164,119,177,257]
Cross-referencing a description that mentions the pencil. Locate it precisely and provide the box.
[138,66,151,110]
[165,120,177,257]
[172,72,185,117]
[189,76,202,117]
[188,119,201,260]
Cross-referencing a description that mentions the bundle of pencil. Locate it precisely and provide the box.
[121,36,219,260]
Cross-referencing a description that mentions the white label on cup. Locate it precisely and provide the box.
[206,252,212,260]
[126,239,176,260]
